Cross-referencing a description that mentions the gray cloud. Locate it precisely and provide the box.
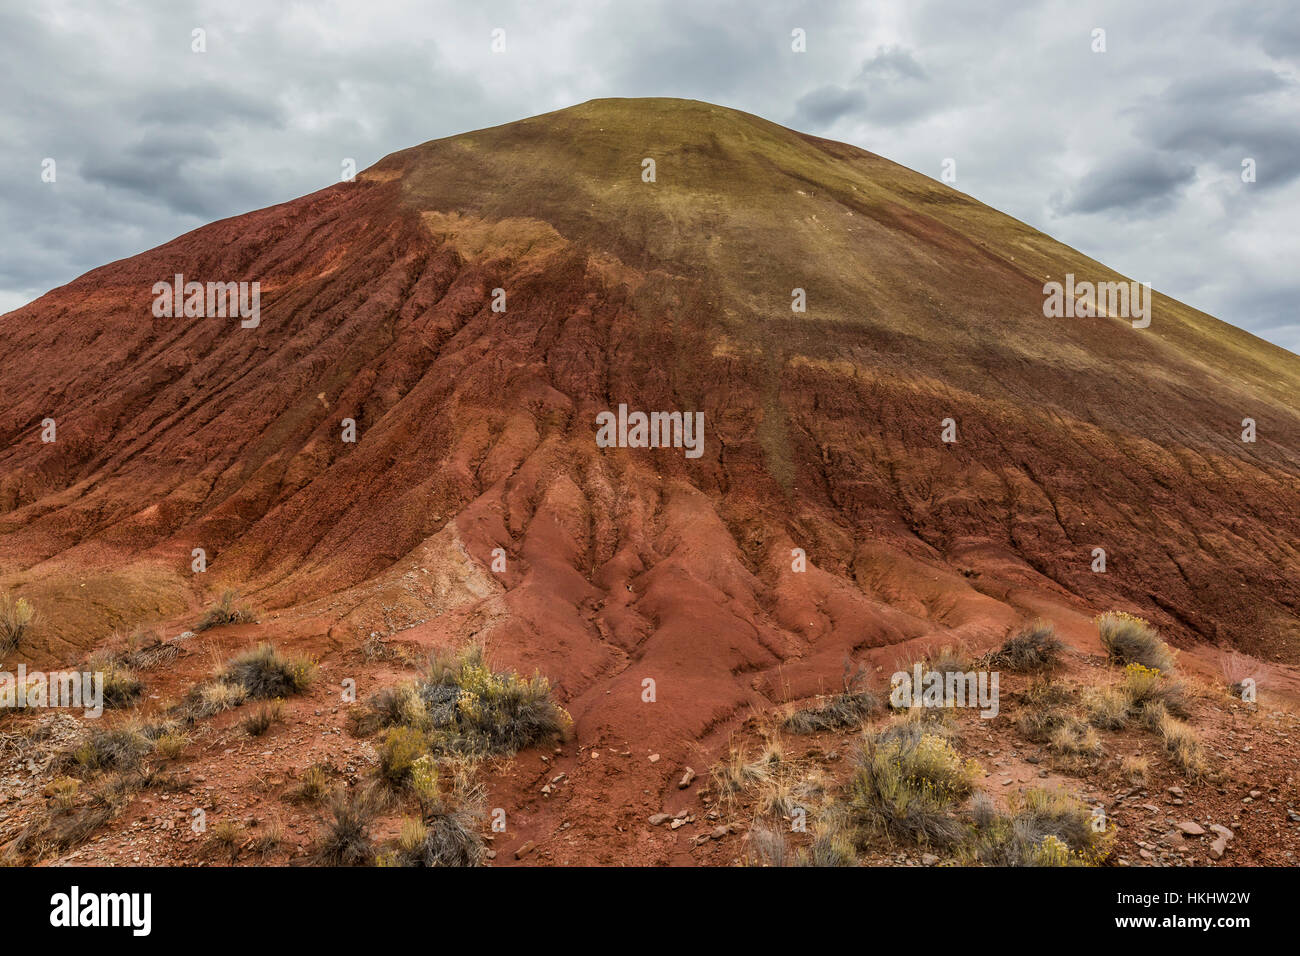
[1,0,1298,355]
[1052,153,1198,216]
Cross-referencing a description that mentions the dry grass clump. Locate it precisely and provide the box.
[0,594,36,655]
[289,764,334,805]
[746,808,857,868]
[2,771,138,863]
[241,699,285,737]
[86,653,144,708]
[718,737,830,820]
[845,720,982,848]
[783,659,881,734]
[1084,685,1130,730]
[194,590,255,632]
[1096,611,1176,672]
[783,690,880,734]
[203,820,245,863]
[220,643,316,699]
[1015,679,1079,742]
[153,730,189,760]
[249,818,284,859]
[312,789,378,866]
[1048,719,1103,758]
[990,620,1064,673]
[713,738,782,801]
[1120,754,1149,784]
[190,679,249,717]
[1156,711,1208,780]
[71,718,176,773]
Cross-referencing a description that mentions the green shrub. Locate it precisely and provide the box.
[992,620,1064,672]
[968,788,1111,866]
[1096,612,1176,672]
[377,725,428,788]
[846,721,982,847]
[1121,663,1189,717]
[370,643,570,757]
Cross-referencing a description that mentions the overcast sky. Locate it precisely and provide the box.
[3,0,1297,352]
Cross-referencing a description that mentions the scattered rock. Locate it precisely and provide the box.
[515,841,537,860]
[1210,837,1228,860]
[1176,821,1205,836]
[648,813,671,826]
[678,768,697,790]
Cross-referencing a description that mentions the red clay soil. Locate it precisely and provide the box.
[1,98,1298,866]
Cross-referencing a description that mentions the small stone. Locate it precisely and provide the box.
[1176,821,1205,836]
[1210,837,1228,860]
[648,754,660,763]
[514,841,537,859]
[649,813,671,826]
[710,826,727,840]
[678,768,697,790]
[921,853,940,865]
[670,819,686,830]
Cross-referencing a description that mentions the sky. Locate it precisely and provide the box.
[3,0,1298,353]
